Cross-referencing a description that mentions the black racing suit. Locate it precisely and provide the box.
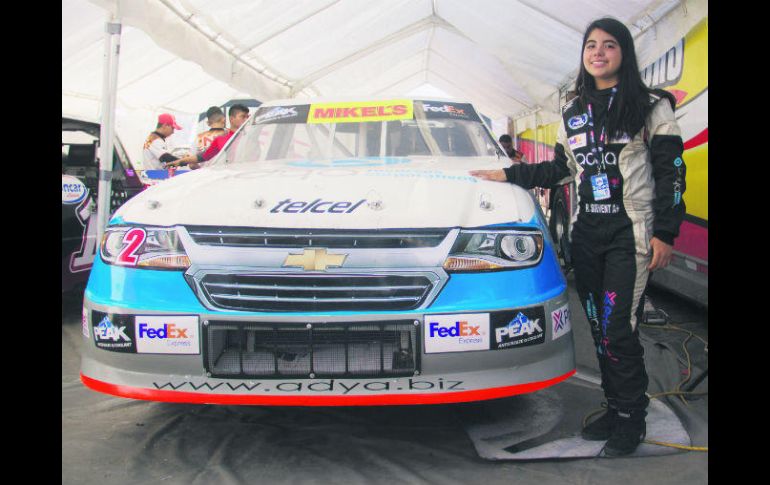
[504,87,686,411]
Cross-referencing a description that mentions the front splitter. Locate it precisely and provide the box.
[81,369,576,406]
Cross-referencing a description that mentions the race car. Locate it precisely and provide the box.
[62,116,145,295]
[80,98,576,405]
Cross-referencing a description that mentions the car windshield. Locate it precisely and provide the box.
[219,100,502,165]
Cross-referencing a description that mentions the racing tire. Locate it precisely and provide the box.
[549,186,572,273]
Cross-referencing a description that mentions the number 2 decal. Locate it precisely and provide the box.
[116,228,147,266]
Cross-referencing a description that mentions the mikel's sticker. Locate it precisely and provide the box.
[491,308,546,349]
[568,133,587,149]
[424,313,490,353]
[551,304,572,340]
[308,100,412,124]
[62,175,88,205]
[135,316,200,354]
[92,312,136,353]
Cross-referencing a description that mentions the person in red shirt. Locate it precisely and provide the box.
[195,106,227,153]
[168,104,250,169]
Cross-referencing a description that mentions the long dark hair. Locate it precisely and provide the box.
[575,17,675,139]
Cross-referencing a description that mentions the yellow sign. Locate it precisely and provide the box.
[283,249,347,271]
[308,100,413,124]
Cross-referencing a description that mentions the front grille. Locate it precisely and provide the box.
[204,321,419,378]
[200,273,435,312]
[185,226,449,249]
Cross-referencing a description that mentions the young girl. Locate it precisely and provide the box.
[471,17,686,456]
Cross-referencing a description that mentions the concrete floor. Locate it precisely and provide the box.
[62,272,708,484]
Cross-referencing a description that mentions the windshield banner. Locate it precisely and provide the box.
[419,101,481,122]
[308,100,413,124]
[252,105,311,125]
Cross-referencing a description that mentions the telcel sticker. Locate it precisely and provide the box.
[551,304,572,340]
[135,316,200,354]
[424,313,489,353]
[62,175,88,205]
[308,100,413,124]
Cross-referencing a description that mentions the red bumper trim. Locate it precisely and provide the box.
[80,369,576,406]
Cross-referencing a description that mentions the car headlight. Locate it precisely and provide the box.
[100,226,190,269]
[443,229,544,271]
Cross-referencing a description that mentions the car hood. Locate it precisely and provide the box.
[113,157,539,229]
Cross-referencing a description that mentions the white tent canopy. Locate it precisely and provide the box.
[62,0,707,164]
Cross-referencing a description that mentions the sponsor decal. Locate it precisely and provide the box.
[674,157,684,167]
[576,151,617,167]
[364,168,479,184]
[269,198,367,214]
[153,377,466,393]
[551,304,572,340]
[135,316,200,354]
[568,114,589,130]
[62,175,89,205]
[283,248,347,271]
[609,133,632,144]
[424,313,490,353]
[583,203,621,214]
[252,105,307,124]
[82,306,90,338]
[288,157,412,168]
[568,133,587,149]
[491,308,546,349]
[600,291,619,362]
[420,101,480,122]
[308,100,412,124]
[115,228,147,266]
[365,168,478,183]
[586,294,600,336]
[609,177,621,189]
[92,312,135,353]
[641,39,684,90]
[69,196,97,273]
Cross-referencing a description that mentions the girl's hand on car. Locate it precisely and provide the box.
[648,237,673,271]
[469,169,507,182]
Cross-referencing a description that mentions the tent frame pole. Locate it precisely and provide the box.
[96,17,122,244]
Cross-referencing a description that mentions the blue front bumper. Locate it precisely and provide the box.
[85,244,566,315]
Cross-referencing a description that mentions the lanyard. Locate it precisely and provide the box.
[586,86,617,173]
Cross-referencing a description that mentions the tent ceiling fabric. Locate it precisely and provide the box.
[64,0,706,136]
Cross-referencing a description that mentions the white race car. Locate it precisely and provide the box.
[81,98,575,405]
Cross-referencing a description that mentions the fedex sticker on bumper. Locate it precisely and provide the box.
[135,316,200,354]
[424,313,490,353]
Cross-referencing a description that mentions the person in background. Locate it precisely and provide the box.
[169,104,250,169]
[498,134,526,163]
[196,106,227,153]
[142,113,182,170]
[471,17,686,456]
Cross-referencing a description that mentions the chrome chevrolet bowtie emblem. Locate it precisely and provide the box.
[283,249,347,271]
